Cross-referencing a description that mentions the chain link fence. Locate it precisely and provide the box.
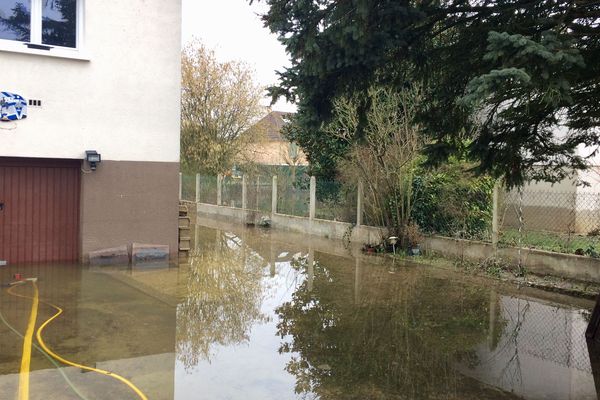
[246,175,272,213]
[222,175,243,208]
[315,180,357,223]
[198,175,218,205]
[499,190,600,256]
[277,172,310,217]
[181,174,197,202]
[411,178,494,242]
[182,173,600,258]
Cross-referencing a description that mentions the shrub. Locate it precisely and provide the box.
[411,161,494,239]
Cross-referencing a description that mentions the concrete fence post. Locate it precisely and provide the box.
[242,175,248,210]
[492,181,499,254]
[309,176,316,220]
[178,172,182,201]
[195,173,201,203]
[356,180,364,226]
[217,174,223,206]
[272,175,278,214]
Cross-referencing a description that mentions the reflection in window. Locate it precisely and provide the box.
[42,0,76,48]
[0,1,31,42]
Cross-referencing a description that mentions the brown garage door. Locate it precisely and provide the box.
[0,157,81,264]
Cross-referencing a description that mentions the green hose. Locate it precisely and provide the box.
[0,304,90,400]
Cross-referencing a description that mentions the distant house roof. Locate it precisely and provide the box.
[255,111,291,141]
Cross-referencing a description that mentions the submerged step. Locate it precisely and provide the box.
[89,246,129,266]
[132,243,169,265]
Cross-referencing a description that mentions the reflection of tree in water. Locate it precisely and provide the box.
[277,256,501,399]
[176,236,268,369]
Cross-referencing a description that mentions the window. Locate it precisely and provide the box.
[42,0,77,48]
[0,0,83,57]
[0,1,31,42]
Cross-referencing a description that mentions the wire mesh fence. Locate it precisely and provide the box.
[181,174,197,202]
[222,176,243,208]
[198,175,218,205]
[183,172,600,258]
[315,180,357,223]
[246,175,272,212]
[411,181,494,242]
[499,190,600,256]
[277,173,310,217]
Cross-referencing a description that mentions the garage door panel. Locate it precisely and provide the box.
[0,158,80,264]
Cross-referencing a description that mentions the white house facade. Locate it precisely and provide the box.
[0,0,182,263]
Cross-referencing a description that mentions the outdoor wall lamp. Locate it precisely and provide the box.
[85,150,101,171]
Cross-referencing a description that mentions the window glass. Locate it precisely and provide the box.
[42,0,76,48]
[0,1,31,42]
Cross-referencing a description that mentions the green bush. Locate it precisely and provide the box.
[411,162,494,239]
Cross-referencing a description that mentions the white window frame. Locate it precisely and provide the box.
[0,0,87,60]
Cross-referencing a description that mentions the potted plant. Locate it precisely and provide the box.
[362,242,385,254]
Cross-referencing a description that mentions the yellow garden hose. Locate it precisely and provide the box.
[7,281,39,400]
[0,304,89,400]
[7,280,148,400]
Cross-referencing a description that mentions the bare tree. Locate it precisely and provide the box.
[326,85,424,242]
[181,40,265,175]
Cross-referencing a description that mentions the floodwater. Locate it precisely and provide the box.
[0,220,599,400]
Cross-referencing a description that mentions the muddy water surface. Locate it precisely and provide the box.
[0,222,598,399]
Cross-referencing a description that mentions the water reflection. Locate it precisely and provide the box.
[276,254,502,399]
[176,230,268,368]
[460,294,596,399]
[0,224,598,399]
[176,224,599,399]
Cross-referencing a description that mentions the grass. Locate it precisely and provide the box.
[499,228,600,255]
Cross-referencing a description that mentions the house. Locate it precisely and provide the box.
[0,0,182,263]
[249,111,308,168]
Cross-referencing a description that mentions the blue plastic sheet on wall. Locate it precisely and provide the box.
[1,92,27,121]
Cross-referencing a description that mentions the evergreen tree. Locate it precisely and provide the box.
[255,0,600,186]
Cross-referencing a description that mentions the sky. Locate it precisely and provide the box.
[181,0,296,113]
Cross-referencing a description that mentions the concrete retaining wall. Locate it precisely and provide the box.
[197,203,385,244]
[198,203,600,283]
[424,236,600,283]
